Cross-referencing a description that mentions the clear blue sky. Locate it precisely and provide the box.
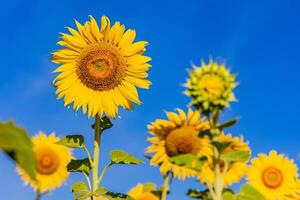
[0,0,299,199]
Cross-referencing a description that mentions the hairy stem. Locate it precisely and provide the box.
[161,172,171,200]
[35,191,41,200]
[92,115,102,198]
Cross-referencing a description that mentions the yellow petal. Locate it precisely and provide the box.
[123,41,148,56]
[118,29,136,49]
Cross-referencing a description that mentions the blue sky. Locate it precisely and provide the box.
[0,0,300,199]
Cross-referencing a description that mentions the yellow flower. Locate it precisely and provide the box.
[128,183,159,200]
[283,180,300,200]
[18,132,72,192]
[184,58,237,113]
[199,133,250,186]
[52,15,151,118]
[248,150,299,200]
[146,108,213,180]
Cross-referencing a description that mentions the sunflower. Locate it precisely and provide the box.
[184,58,237,113]
[146,108,213,180]
[51,15,151,118]
[199,133,250,186]
[283,180,300,200]
[247,150,299,200]
[18,132,72,192]
[128,183,159,200]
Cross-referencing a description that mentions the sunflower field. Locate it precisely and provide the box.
[0,1,299,200]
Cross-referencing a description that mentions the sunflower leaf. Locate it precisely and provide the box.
[92,116,113,132]
[71,181,89,200]
[212,141,232,152]
[235,184,266,200]
[110,150,142,165]
[221,150,250,163]
[218,118,239,130]
[170,154,207,172]
[67,158,91,175]
[0,121,36,179]
[56,134,84,148]
[94,187,108,196]
[104,192,134,200]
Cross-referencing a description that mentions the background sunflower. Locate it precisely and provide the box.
[18,132,72,193]
[146,108,212,180]
[248,151,299,199]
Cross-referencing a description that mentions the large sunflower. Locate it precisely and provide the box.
[184,58,237,113]
[248,150,299,200]
[52,15,151,118]
[146,108,213,180]
[199,133,250,187]
[128,183,159,200]
[18,132,72,192]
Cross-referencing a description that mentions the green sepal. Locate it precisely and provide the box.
[218,118,239,130]
[56,135,84,148]
[67,158,91,175]
[0,121,36,179]
[221,150,250,163]
[71,181,89,200]
[170,154,207,171]
[110,150,143,165]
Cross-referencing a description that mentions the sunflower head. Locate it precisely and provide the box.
[199,133,250,186]
[248,150,299,200]
[184,58,237,113]
[128,183,159,200]
[18,132,72,192]
[52,15,151,118]
[146,108,213,180]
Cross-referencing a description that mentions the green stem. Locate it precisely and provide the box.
[211,110,223,200]
[161,172,171,200]
[92,115,102,198]
[35,190,41,200]
[213,147,223,200]
[98,162,112,187]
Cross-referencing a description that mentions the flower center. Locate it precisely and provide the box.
[138,193,158,200]
[36,148,59,175]
[262,167,283,189]
[198,74,224,100]
[165,126,202,157]
[76,43,126,91]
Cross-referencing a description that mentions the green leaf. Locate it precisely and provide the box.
[142,182,156,192]
[92,116,113,132]
[170,154,207,171]
[199,129,213,138]
[221,151,250,163]
[223,190,235,200]
[218,118,239,130]
[187,189,212,199]
[211,141,232,152]
[0,121,36,179]
[94,187,107,196]
[56,135,84,148]
[236,185,266,200]
[104,192,134,200]
[110,150,142,165]
[71,181,89,200]
[67,158,91,175]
